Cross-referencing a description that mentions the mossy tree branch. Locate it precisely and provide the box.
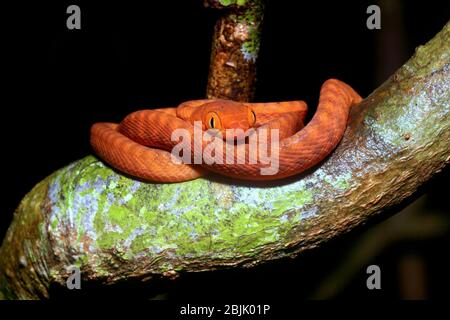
[0,19,449,299]
[205,0,264,101]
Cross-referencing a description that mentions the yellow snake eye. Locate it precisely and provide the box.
[248,109,256,126]
[206,112,222,130]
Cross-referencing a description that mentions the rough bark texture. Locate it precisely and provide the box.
[0,21,449,300]
[205,0,264,101]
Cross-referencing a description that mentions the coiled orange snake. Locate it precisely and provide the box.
[91,79,362,182]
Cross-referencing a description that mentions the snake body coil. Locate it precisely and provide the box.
[91,79,362,182]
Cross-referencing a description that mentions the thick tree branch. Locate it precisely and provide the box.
[1,21,449,299]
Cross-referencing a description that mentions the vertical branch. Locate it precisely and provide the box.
[204,0,265,102]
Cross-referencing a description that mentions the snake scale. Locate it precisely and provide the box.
[91,79,362,182]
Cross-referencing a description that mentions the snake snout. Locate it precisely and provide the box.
[224,120,250,140]
[227,120,249,130]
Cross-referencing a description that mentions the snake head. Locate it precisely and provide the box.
[200,100,256,140]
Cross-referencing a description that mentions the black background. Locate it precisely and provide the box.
[2,0,449,300]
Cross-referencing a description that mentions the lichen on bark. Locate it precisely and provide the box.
[0,20,449,299]
[205,0,264,101]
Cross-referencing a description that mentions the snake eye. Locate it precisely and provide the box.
[248,109,256,126]
[206,112,222,130]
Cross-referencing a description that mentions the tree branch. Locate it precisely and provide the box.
[1,20,449,299]
[205,0,264,101]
